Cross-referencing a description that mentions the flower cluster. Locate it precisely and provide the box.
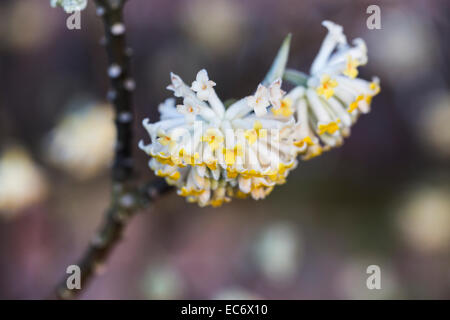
[139,70,299,207]
[51,0,87,13]
[140,21,380,206]
[287,21,380,160]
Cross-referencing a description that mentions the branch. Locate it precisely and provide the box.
[53,178,171,300]
[50,0,174,299]
[95,0,134,184]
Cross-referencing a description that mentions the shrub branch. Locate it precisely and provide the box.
[51,0,173,299]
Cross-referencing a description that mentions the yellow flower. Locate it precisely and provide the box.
[293,136,314,148]
[316,75,338,99]
[181,150,200,165]
[342,55,360,78]
[369,81,381,95]
[157,134,172,146]
[272,98,293,117]
[223,144,243,165]
[179,187,205,197]
[156,169,180,180]
[348,95,364,113]
[244,120,268,145]
[201,128,224,151]
[318,119,341,135]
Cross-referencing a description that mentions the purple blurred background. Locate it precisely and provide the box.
[0,0,449,299]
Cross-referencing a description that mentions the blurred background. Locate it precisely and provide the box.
[0,0,449,299]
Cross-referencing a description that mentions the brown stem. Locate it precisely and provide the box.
[95,0,134,183]
[50,0,174,299]
[52,178,171,300]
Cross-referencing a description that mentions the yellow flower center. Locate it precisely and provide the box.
[179,149,200,165]
[342,55,359,79]
[272,98,293,117]
[369,81,381,95]
[223,144,243,165]
[318,119,341,135]
[316,75,338,100]
[348,95,364,113]
[245,121,268,145]
[293,136,314,148]
[202,129,224,151]
[179,187,205,197]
